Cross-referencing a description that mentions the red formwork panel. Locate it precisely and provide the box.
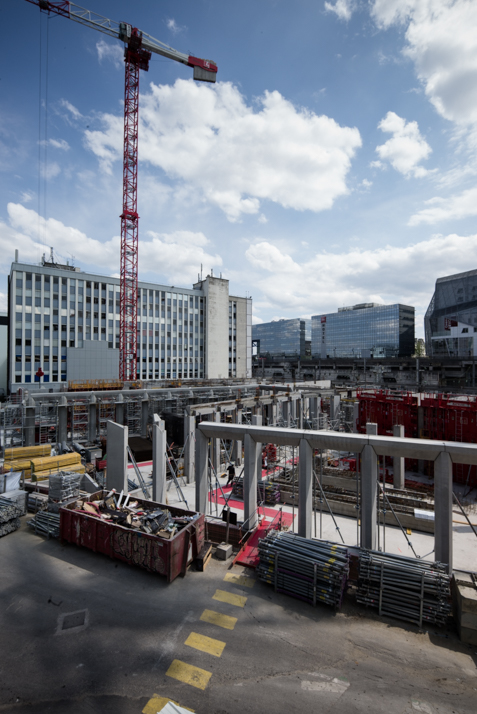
[420,394,477,487]
[60,491,205,582]
[357,391,418,438]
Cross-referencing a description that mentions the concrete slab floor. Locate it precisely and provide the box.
[1,519,476,714]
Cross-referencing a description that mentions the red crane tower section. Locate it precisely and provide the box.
[26,0,217,381]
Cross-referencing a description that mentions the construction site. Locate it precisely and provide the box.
[1,2,476,714]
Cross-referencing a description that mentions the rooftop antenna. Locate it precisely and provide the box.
[50,247,54,263]
[201,264,203,280]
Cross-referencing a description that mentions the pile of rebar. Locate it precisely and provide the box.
[357,551,451,627]
[257,531,349,608]
[48,472,82,502]
[27,511,60,539]
[0,496,22,537]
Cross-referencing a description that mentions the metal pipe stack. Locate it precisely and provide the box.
[357,550,451,627]
[27,511,61,539]
[48,472,82,503]
[257,531,349,608]
[0,496,22,538]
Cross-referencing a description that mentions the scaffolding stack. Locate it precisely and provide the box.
[2,403,24,454]
[357,550,451,628]
[126,398,141,435]
[257,531,349,608]
[98,398,115,434]
[71,400,89,442]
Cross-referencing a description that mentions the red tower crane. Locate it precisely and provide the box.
[26,1,217,381]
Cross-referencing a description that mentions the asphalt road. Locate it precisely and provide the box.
[1,520,476,714]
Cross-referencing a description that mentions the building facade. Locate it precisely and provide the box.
[9,258,252,392]
[311,303,415,359]
[425,269,477,358]
[252,318,310,357]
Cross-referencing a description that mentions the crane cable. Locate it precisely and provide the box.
[37,13,50,247]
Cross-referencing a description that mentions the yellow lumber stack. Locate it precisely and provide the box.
[3,459,32,473]
[31,452,81,474]
[33,463,85,482]
[4,445,52,461]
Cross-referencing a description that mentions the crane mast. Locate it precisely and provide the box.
[26,0,217,382]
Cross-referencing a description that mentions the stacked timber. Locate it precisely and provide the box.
[3,444,53,477]
[31,453,83,481]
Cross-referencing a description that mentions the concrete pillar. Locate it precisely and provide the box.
[297,397,303,429]
[184,414,195,484]
[115,393,124,426]
[298,438,313,539]
[417,405,425,474]
[57,396,67,445]
[232,408,242,466]
[330,395,341,428]
[195,428,208,515]
[352,402,360,433]
[282,400,289,427]
[88,394,97,443]
[243,433,258,531]
[24,398,35,447]
[106,420,128,493]
[152,414,167,503]
[252,414,262,480]
[309,397,318,426]
[141,394,149,438]
[361,423,378,550]
[393,424,405,490]
[434,451,453,573]
[213,409,221,475]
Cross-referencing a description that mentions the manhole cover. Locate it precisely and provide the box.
[56,609,89,635]
[62,611,86,630]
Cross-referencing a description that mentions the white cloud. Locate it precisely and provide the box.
[324,0,356,21]
[59,99,83,121]
[166,18,186,35]
[47,138,70,151]
[252,315,264,325]
[258,214,268,224]
[371,1,477,128]
[245,232,477,325]
[20,191,34,203]
[41,162,61,180]
[0,292,7,312]
[141,229,222,284]
[375,111,432,178]
[96,39,123,69]
[2,203,222,287]
[409,185,477,225]
[84,79,361,221]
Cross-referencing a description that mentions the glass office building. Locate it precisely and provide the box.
[253,318,310,357]
[311,303,415,358]
[425,269,477,357]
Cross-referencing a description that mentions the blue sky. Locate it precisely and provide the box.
[3,1,477,338]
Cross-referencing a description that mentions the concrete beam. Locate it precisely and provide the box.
[106,420,128,493]
[152,414,167,503]
[24,399,35,447]
[298,438,313,538]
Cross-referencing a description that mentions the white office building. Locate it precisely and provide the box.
[9,256,252,392]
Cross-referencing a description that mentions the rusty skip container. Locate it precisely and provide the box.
[60,491,205,582]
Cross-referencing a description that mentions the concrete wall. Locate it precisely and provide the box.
[202,276,230,379]
[67,341,119,382]
[234,296,251,379]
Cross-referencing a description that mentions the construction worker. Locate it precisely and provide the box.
[226,462,236,486]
